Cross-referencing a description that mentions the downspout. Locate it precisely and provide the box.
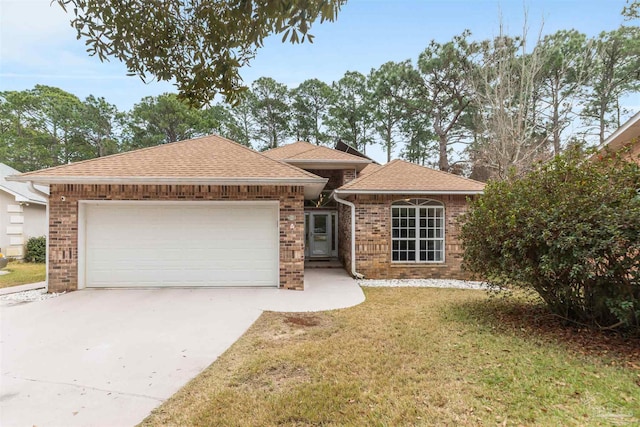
[332,190,364,279]
[28,182,49,292]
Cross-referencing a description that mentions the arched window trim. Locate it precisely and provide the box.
[391,198,445,263]
[392,198,444,207]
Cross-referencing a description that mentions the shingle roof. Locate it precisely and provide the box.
[262,141,318,160]
[8,135,329,198]
[10,135,322,182]
[358,163,383,176]
[337,159,485,193]
[0,163,48,204]
[263,141,371,164]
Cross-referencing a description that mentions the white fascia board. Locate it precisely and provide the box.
[0,185,47,205]
[596,110,640,152]
[334,189,484,196]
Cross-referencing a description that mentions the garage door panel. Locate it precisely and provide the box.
[83,203,279,288]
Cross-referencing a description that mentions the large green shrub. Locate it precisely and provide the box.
[24,236,46,263]
[460,149,640,332]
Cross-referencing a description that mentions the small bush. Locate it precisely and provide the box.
[460,148,640,333]
[24,236,46,263]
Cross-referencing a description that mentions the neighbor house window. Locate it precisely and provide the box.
[391,199,444,262]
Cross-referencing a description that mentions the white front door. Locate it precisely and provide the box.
[80,201,279,288]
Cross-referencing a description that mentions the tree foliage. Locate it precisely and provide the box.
[249,77,291,150]
[326,71,374,153]
[4,14,639,176]
[460,149,640,332]
[403,32,475,172]
[290,79,333,145]
[55,0,345,106]
[581,27,640,144]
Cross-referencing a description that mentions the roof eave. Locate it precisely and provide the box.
[594,110,640,154]
[334,189,484,196]
[0,184,48,205]
[7,175,328,186]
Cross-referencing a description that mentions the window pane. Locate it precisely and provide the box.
[392,202,444,264]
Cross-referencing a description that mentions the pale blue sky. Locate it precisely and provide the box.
[0,0,636,162]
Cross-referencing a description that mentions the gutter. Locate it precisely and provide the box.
[331,190,364,279]
[28,182,49,293]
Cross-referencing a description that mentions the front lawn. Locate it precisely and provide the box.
[0,261,46,288]
[141,288,640,426]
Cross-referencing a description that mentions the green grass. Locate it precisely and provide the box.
[140,288,640,426]
[0,261,46,288]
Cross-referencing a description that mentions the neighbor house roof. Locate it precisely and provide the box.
[7,135,328,199]
[336,159,485,194]
[592,110,640,159]
[0,163,48,205]
[263,141,371,171]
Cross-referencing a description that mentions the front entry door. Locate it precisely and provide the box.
[310,213,331,257]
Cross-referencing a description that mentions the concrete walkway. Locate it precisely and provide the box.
[0,269,364,427]
[0,281,46,296]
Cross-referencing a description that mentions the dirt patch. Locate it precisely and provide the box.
[284,314,321,327]
[234,363,310,392]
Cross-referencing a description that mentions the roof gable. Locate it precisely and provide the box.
[11,135,322,182]
[8,135,328,199]
[337,159,485,193]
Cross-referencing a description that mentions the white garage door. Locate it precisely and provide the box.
[81,202,279,288]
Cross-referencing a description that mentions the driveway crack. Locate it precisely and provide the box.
[2,374,165,402]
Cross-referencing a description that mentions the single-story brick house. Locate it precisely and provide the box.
[8,136,484,292]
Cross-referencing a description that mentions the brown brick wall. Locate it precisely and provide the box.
[341,169,357,185]
[48,184,305,292]
[348,194,474,280]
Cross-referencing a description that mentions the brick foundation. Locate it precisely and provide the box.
[48,184,305,292]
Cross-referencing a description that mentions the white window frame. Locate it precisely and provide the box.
[391,199,445,264]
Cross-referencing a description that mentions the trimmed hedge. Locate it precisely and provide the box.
[460,149,640,332]
[24,236,46,263]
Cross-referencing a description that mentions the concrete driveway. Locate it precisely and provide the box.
[0,269,364,426]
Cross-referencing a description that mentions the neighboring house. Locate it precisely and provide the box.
[593,111,640,164]
[0,163,48,258]
[8,136,484,293]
